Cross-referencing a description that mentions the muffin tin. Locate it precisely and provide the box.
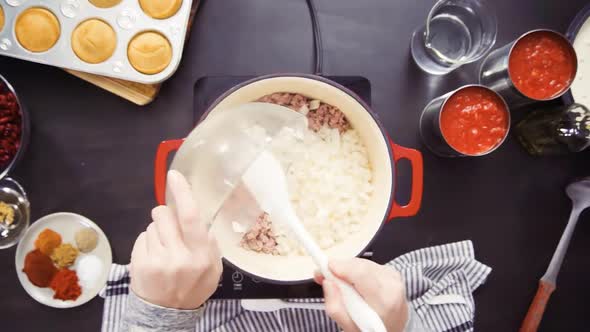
[0,0,192,84]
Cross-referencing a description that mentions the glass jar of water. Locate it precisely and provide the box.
[410,0,497,75]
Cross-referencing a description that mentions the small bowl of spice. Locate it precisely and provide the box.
[0,177,30,249]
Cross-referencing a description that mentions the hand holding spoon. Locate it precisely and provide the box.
[242,151,387,332]
[520,177,590,332]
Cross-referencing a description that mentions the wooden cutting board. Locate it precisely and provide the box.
[65,2,200,106]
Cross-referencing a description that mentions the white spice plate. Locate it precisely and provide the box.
[15,212,112,308]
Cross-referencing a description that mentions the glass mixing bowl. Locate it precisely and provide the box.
[162,102,307,227]
[0,74,30,179]
[0,177,30,249]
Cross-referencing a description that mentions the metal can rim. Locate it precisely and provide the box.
[438,84,511,157]
[506,29,578,102]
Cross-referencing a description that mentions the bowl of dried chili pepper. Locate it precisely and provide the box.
[0,74,29,249]
[0,74,29,178]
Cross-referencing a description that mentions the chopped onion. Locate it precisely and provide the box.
[299,104,310,116]
[269,126,373,255]
[232,221,248,234]
[309,100,321,110]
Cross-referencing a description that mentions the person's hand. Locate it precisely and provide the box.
[315,258,408,332]
[130,170,223,310]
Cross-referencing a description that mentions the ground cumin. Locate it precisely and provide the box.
[50,243,79,268]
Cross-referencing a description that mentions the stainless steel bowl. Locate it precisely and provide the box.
[0,74,30,179]
[0,177,30,249]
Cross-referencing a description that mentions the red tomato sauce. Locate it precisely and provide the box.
[508,31,576,100]
[440,87,509,155]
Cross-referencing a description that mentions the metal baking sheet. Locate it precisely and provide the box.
[0,0,192,84]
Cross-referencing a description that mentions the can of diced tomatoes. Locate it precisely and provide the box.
[479,29,577,108]
[419,84,510,157]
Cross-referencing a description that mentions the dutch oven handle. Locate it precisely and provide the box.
[387,137,424,220]
[155,137,424,218]
[154,139,184,205]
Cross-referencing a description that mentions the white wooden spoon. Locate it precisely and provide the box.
[242,150,387,332]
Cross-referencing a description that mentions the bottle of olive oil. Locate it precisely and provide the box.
[516,103,589,156]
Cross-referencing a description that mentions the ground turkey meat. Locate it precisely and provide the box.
[240,213,279,255]
[289,94,308,110]
[257,93,350,133]
[307,103,349,133]
[257,93,293,106]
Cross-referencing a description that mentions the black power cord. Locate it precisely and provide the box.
[305,0,323,75]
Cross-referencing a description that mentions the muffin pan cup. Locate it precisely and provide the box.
[0,0,192,84]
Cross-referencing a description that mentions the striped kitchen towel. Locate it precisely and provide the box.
[100,240,491,332]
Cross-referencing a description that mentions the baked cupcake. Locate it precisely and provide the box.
[71,19,116,64]
[15,7,60,52]
[0,6,5,33]
[88,0,122,8]
[127,31,172,75]
[139,0,182,19]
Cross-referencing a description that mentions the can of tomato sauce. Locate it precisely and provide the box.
[419,85,510,157]
[479,29,577,108]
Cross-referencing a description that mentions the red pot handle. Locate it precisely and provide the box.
[387,138,423,220]
[154,139,184,205]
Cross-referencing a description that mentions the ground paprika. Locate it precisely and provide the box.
[22,249,57,287]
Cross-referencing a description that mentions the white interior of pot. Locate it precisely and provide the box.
[206,76,393,283]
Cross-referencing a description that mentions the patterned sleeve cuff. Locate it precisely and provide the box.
[121,290,203,332]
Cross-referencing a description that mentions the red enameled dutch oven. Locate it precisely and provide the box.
[154,74,423,284]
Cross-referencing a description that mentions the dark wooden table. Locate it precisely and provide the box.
[1,0,589,331]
